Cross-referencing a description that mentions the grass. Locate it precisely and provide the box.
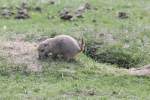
[0,0,150,99]
[1,58,150,99]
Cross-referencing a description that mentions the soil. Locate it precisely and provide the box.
[0,38,42,72]
[129,64,150,76]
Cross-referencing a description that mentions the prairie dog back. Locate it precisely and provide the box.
[54,35,81,52]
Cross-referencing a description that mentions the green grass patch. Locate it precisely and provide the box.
[0,0,150,99]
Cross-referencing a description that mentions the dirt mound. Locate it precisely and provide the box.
[0,39,42,72]
[15,2,30,19]
[15,8,30,19]
[0,6,14,19]
[129,64,150,76]
[59,8,73,20]
[118,12,128,19]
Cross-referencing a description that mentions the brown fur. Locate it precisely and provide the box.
[38,35,84,60]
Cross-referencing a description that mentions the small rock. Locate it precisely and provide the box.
[118,12,128,19]
[59,8,73,20]
[15,8,30,19]
[15,2,30,19]
[1,8,14,19]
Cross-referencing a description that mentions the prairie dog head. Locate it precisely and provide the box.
[38,39,52,59]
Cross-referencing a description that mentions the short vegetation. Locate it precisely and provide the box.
[0,0,150,99]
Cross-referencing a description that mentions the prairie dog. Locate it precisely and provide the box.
[38,35,84,60]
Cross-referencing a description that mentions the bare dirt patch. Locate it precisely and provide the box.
[0,39,42,72]
[129,64,150,76]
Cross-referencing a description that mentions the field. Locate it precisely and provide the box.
[0,0,150,99]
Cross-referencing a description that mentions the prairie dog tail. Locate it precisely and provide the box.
[80,37,85,52]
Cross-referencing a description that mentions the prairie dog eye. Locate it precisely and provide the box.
[40,49,44,52]
[44,43,48,47]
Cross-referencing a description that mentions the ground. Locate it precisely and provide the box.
[0,0,150,99]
